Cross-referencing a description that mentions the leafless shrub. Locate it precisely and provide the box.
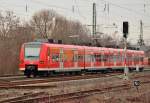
[0,11,33,75]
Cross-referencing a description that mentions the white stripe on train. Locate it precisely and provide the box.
[20,65,144,71]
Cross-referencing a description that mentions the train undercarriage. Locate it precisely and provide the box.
[24,65,144,78]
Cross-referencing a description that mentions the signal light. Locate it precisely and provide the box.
[123,21,128,38]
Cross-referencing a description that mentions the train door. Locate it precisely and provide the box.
[60,48,64,69]
[84,50,91,68]
[91,51,94,68]
[47,47,51,69]
[63,48,75,69]
[113,53,117,66]
[132,53,134,66]
[101,50,104,67]
[116,50,122,66]
[103,51,109,67]
[78,49,84,68]
[73,50,78,68]
[148,58,150,65]
[50,47,60,69]
[94,52,101,67]
[108,49,114,67]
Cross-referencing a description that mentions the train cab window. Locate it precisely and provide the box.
[24,44,41,60]
[52,54,59,62]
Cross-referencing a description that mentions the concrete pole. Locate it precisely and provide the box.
[124,38,129,80]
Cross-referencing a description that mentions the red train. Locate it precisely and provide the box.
[19,42,145,77]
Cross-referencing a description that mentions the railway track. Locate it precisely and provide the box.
[0,72,150,103]
[1,79,150,103]
[0,72,122,89]
[0,83,131,103]
[0,70,149,89]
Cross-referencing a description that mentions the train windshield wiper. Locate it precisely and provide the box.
[26,55,38,58]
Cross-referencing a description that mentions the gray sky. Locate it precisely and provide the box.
[0,0,150,44]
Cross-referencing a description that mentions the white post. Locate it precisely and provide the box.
[136,65,139,72]
[124,38,129,80]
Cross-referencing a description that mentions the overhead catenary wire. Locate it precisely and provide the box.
[73,0,87,19]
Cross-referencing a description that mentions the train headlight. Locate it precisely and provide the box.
[40,61,44,64]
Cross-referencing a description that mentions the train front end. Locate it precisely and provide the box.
[19,42,44,77]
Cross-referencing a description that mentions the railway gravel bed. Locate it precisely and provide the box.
[0,71,150,103]
[0,73,121,89]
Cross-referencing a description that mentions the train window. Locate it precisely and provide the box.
[52,54,59,62]
[127,56,129,61]
[115,55,118,62]
[140,57,143,62]
[130,56,133,61]
[91,55,95,62]
[133,56,139,62]
[133,57,136,62]
[118,53,122,62]
[73,54,78,62]
[102,55,107,62]
[85,54,91,62]
[94,54,101,62]
[109,55,114,62]
[120,55,123,62]
[115,55,122,62]
[113,55,117,62]
[78,55,84,62]
[122,55,124,62]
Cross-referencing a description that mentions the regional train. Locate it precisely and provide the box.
[19,42,145,77]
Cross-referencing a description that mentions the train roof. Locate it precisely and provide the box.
[23,42,144,54]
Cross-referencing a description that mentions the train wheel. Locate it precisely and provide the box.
[33,72,37,77]
[24,69,31,78]
[26,72,31,78]
[81,70,86,76]
[32,69,38,77]
[65,72,70,76]
[139,68,144,72]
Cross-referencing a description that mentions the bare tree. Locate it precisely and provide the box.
[0,11,19,39]
[0,11,34,75]
[31,9,57,39]
[31,9,91,45]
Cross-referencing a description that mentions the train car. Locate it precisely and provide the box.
[19,42,145,77]
[144,57,150,67]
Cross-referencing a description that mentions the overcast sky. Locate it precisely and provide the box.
[0,0,150,44]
